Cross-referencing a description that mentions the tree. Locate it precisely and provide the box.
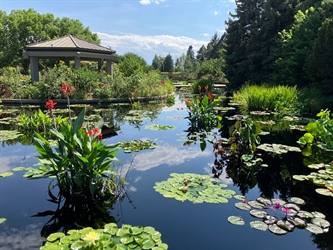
[306,17,333,93]
[196,45,207,62]
[161,54,174,72]
[152,54,164,70]
[0,8,100,71]
[175,53,186,72]
[117,52,147,77]
[184,45,196,72]
[223,0,299,89]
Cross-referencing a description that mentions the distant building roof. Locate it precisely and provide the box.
[26,35,116,54]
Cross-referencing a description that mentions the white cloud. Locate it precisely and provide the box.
[131,145,210,171]
[201,33,210,37]
[214,10,219,15]
[97,32,209,63]
[139,0,166,5]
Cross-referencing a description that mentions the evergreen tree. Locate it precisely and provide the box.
[196,45,207,62]
[223,0,299,89]
[184,45,196,72]
[175,53,186,72]
[152,54,164,70]
[161,54,174,72]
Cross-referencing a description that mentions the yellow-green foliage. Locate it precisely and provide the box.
[233,84,298,114]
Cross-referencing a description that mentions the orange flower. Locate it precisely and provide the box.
[205,85,208,91]
[198,85,202,91]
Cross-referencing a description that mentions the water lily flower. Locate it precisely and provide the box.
[282,207,292,214]
[274,203,282,209]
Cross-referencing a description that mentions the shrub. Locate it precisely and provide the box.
[233,84,298,114]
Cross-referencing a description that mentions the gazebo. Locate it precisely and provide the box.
[23,35,118,83]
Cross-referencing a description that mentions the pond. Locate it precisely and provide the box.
[0,92,332,250]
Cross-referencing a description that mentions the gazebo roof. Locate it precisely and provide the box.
[26,35,116,54]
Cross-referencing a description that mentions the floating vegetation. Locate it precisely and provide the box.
[250,111,271,116]
[293,163,333,197]
[228,216,245,226]
[41,223,168,250]
[0,172,13,178]
[0,218,6,224]
[257,143,301,155]
[124,110,154,122]
[154,173,236,204]
[117,139,157,153]
[0,130,22,141]
[145,124,176,131]
[229,196,330,235]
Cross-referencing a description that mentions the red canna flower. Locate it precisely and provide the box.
[62,83,73,95]
[45,100,57,110]
[198,85,202,91]
[86,130,93,136]
[205,85,209,91]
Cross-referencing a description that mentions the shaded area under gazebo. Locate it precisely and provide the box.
[23,35,118,83]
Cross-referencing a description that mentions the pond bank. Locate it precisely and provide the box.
[0,94,172,106]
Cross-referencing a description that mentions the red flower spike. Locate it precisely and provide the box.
[198,85,202,91]
[45,100,57,110]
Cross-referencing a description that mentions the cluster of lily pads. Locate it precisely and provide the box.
[145,124,176,131]
[228,195,330,235]
[154,173,236,204]
[293,163,333,197]
[117,139,157,153]
[41,223,168,250]
[257,143,301,156]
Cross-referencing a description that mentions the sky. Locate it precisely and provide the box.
[1,0,236,64]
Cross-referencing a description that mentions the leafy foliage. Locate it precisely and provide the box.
[229,196,330,235]
[28,108,123,203]
[154,173,236,204]
[117,139,157,153]
[41,223,168,250]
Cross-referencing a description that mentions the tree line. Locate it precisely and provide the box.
[0,8,99,72]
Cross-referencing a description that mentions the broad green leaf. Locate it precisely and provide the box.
[268,224,288,235]
[290,197,305,205]
[47,232,66,242]
[0,218,6,224]
[0,172,13,177]
[227,216,245,226]
[250,221,268,231]
[235,202,251,210]
[249,209,267,218]
[305,223,324,234]
[311,218,330,228]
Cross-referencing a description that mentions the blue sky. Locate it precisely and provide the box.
[1,0,236,64]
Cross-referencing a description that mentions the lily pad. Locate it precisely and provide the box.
[227,216,245,226]
[248,200,265,209]
[145,124,176,130]
[256,197,271,206]
[312,211,326,219]
[264,215,278,225]
[277,220,294,232]
[235,202,251,211]
[290,197,305,205]
[305,223,324,234]
[233,194,246,201]
[315,188,333,197]
[12,167,26,172]
[268,224,288,235]
[250,221,268,231]
[311,218,330,229]
[118,140,157,153]
[249,209,267,218]
[0,172,13,178]
[297,210,314,219]
[154,173,235,204]
[284,203,300,211]
[288,217,307,228]
[0,218,6,224]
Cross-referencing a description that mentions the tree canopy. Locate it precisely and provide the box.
[0,8,100,71]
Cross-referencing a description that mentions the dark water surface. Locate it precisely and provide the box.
[0,95,332,250]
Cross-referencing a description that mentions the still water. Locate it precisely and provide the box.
[0,94,332,250]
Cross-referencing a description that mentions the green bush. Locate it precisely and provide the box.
[192,79,214,94]
[233,84,298,114]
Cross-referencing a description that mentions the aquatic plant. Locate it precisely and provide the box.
[184,85,222,131]
[0,218,6,224]
[41,223,168,250]
[117,139,157,153]
[228,195,330,235]
[257,143,301,156]
[145,124,176,130]
[27,108,123,203]
[154,173,236,204]
[293,162,333,197]
[298,109,333,164]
